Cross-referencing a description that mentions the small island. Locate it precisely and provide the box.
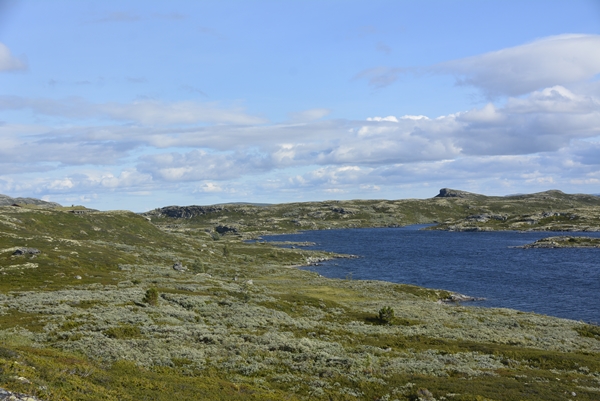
[520,236,600,249]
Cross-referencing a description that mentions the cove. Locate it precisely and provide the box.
[263,226,600,324]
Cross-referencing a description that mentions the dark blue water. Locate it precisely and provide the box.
[263,226,600,323]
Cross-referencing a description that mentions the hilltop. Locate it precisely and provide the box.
[0,194,60,208]
[0,190,599,400]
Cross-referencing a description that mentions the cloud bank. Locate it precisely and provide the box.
[356,34,600,97]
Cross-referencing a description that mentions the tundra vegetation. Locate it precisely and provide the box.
[0,189,599,400]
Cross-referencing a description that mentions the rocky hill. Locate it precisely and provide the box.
[143,188,600,237]
[0,194,61,208]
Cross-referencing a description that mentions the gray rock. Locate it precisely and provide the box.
[0,387,45,401]
[12,248,41,256]
[173,262,187,272]
[215,225,238,235]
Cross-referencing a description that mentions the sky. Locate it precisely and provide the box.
[0,0,600,211]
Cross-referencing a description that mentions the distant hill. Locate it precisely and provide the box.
[0,194,61,207]
[143,188,600,236]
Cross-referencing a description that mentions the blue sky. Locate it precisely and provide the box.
[1,0,600,211]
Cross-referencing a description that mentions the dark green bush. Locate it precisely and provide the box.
[143,287,159,306]
[378,306,395,325]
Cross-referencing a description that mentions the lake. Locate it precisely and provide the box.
[262,226,600,324]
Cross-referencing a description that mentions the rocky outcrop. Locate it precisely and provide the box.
[435,188,482,199]
[330,207,355,215]
[215,225,238,235]
[519,236,600,249]
[466,214,507,222]
[146,205,226,219]
[439,293,485,303]
[12,248,41,256]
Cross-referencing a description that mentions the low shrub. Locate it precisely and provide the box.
[104,324,142,339]
[378,306,395,325]
[143,287,159,306]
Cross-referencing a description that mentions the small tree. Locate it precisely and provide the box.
[143,287,159,306]
[378,306,395,325]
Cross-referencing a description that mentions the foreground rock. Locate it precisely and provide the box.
[519,236,600,249]
[439,292,485,303]
[12,248,41,256]
[0,387,45,401]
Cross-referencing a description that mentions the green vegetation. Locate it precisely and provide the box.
[143,287,159,306]
[0,189,600,400]
[378,306,395,325]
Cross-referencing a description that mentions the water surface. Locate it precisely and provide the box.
[263,226,600,323]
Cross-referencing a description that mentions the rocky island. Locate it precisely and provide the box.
[0,189,599,400]
[519,236,600,249]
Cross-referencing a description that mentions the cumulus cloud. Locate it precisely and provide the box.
[434,34,600,97]
[0,42,27,71]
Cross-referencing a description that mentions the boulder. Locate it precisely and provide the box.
[172,262,187,272]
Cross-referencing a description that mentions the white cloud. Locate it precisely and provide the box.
[197,182,223,193]
[366,116,399,122]
[0,43,27,71]
[434,34,600,97]
[505,86,600,114]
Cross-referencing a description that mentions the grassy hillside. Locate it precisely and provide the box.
[0,193,599,400]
